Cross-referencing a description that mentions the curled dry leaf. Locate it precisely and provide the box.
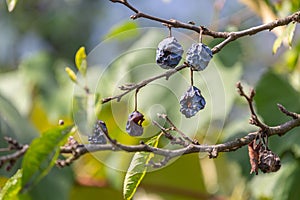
[248,140,260,175]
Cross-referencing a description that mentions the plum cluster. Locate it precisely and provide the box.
[156,36,212,118]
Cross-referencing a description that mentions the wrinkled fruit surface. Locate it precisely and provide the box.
[126,111,145,136]
[186,43,213,71]
[156,37,183,69]
[180,86,206,118]
[258,148,281,173]
[88,120,108,144]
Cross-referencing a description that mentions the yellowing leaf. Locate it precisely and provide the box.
[240,0,284,39]
[272,23,297,54]
[273,34,284,54]
[6,0,18,12]
[0,170,31,200]
[123,134,161,200]
[0,170,22,200]
[65,67,77,83]
[75,47,87,76]
[287,22,297,47]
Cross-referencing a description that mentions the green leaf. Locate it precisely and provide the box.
[75,47,87,76]
[6,0,18,12]
[123,134,161,200]
[65,67,78,83]
[28,167,74,200]
[105,21,139,41]
[209,39,242,68]
[0,170,22,200]
[0,94,38,143]
[21,125,75,192]
[255,70,300,125]
[273,161,300,200]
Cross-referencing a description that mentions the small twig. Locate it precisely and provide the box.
[277,103,300,119]
[152,121,188,146]
[101,64,188,104]
[152,121,174,140]
[0,137,29,171]
[236,82,268,130]
[158,113,195,144]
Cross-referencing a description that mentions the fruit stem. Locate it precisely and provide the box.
[168,26,172,37]
[134,89,139,111]
[190,68,194,86]
[198,26,203,43]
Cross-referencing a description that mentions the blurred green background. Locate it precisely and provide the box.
[0,0,300,199]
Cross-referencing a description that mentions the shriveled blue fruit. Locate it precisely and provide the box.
[126,111,145,136]
[156,37,183,69]
[180,86,206,118]
[186,43,213,71]
[88,120,108,144]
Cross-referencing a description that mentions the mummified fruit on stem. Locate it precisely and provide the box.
[258,148,281,173]
[88,120,108,144]
[180,86,206,118]
[156,37,183,69]
[126,111,145,136]
[186,43,213,71]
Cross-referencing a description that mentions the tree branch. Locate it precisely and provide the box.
[2,83,299,169]
[236,82,268,130]
[59,83,300,167]
[110,0,300,54]
[0,137,29,171]
[59,117,300,167]
[102,0,300,104]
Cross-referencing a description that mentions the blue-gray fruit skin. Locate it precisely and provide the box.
[88,120,108,144]
[186,43,213,71]
[180,86,206,118]
[156,37,184,69]
[126,111,145,136]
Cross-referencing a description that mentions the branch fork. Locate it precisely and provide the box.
[56,82,300,170]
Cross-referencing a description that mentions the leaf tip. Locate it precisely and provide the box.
[65,67,78,83]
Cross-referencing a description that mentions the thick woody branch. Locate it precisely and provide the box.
[58,82,300,167]
[59,114,300,166]
[59,104,300,167]
[110,0,300,54]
